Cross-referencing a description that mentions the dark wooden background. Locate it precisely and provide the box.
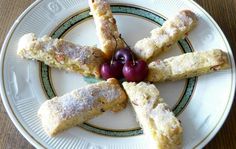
[0,0,235,148]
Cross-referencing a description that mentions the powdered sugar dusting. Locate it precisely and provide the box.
[37,36,104,67]
[55,81,120,119]
[176,13,193,27]
[150,103,180,134]
[151,34,169,46]
[165,27,177,37]
[39,38,92,60]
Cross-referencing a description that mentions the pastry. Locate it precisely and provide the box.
[17,33,105,78]
[38,78,127,136]
[123,82,183,149]
[89,0,125,59]
[133,10,198,61]
[147,49,230,82]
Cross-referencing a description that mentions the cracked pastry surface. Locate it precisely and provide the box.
[17,33,105,78]
[133,10,198,61]
[89,0,125,59]
[123,82,183,149]
[147,49,230,82]
[38,78,127,136]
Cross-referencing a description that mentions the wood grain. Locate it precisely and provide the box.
[0,1,34,149]
[195,0,236,149]
[0,0,235,149]
[0,0,34,149]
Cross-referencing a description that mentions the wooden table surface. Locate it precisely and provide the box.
[0,0,235,149]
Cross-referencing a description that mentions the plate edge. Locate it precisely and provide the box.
[189,0,236,148]
[0,0,235,149]
[0,0,45,148]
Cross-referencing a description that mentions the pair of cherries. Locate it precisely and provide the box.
[101,47,148,82]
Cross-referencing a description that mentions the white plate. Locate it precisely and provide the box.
[0,0,235,148]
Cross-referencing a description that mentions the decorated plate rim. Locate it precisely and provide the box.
[0,0,235,149]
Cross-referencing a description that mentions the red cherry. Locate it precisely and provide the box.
[123,60,148,82]
[115,48,135,64]
[101,61,123,80]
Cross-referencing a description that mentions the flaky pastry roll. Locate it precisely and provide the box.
[123,82,183,149]
[147,49,230,82]
[17,33,105,78]
[89,0,125,58]
[133,10,198,61]
[38,78,127,136]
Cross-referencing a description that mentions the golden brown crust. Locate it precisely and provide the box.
[38,78,127,136]
[147,49,230,82]
[17,33,105,78]
[133,10,198,61]
[122,82,183,149]
[89,0,125,59]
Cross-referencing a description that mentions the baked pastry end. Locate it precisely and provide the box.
[122,81,183,149]
[38,78,127,136]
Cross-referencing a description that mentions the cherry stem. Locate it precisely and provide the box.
[119,34,130,49]
[110,34,118,65]
[132,55,136,66]
[119,34,136,65]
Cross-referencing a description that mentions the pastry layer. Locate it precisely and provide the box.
[89,0,125,58]
[38,78,127,136]
[133,10,198,61]
[123,82,183,149]
[147,49,230,82]
[17,33,105,78]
